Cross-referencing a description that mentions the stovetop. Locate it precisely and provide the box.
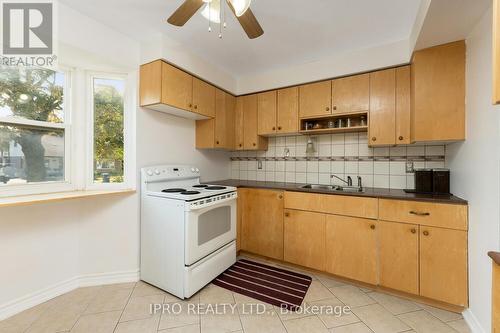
[149,184,237,201]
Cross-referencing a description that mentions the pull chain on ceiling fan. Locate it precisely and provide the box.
[167,0,264,39]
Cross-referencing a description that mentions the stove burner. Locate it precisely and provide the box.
[205,186,227,190]
[180,191,201,195]
[162,188,186,193]
[192,184,209,188]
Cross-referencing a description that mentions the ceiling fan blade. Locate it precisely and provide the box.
[226,1,264,39]
[167,0,205,26]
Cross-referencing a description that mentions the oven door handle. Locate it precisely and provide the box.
[188,195,237,212]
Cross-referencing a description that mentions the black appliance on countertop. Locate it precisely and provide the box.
[405,168,451,195]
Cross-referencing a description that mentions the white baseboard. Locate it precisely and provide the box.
[0,269,140,321]
[463,308,487,333]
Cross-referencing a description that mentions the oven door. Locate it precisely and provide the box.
[185,195,236,266]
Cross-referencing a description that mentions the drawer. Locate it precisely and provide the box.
[284,191,378,219]
[379,199,467,230]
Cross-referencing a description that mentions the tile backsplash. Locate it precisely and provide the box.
[230,133,446,190]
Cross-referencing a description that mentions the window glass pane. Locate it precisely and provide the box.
[0,125,64,185]
[93,78,125,184]
[0,67,65,123]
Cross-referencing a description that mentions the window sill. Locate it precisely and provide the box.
[0,189,136,208]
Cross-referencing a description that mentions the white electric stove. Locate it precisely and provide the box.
[140,165,237,299]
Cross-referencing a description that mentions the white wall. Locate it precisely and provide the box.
[446,7,500,332]
[0,3,231,320]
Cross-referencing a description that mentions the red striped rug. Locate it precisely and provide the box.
[212,259,312,310]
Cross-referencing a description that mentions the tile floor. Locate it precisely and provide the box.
[0,257,471,333]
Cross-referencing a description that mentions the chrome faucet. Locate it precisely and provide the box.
[331,174,353,186]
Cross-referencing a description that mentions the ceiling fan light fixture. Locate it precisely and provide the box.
[201,0,221,23]
[230,0,252,17]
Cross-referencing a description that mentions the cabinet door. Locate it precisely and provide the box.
[326,215,377,284]
[325,215,378,285]
[378,221,419,295]
[420,226,468,306]
[241,189,284,260]
[235,97,244,150]
[140,60,162,106]
[225,94,236,150]
[284,209,326,271]
[332,73,369,114]
[277,87,299,134]
[396,66,411,145]
[369,69,396,146]
[236,189,243,252]
[243,94,268,150]
[213,89,227,148]
[161,62,193,111]
[257,91,277,135]
[192,77,216,118]
[195,119,215,149]
[493,263,500,333]
[299,81,332,118]
[412,41,465,142]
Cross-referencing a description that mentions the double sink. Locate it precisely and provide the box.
[301,184,364,193]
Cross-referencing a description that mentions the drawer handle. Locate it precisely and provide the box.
[370,224,376,230]
[423,230,430,236]
[410,211,430,216]
[410,228,417,234]
[278,195,283,199]
[284,212,290,217]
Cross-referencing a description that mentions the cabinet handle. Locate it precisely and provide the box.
[423,230,430,236]
[272,126,276,131]
[239,143,242,147]
[333,106,337,111]
[284,212,290,217]
[278,126,282,130]
[409,211,430,216]
[216,141,220,145]
[372,137,377,141]
[194,105,198,110]
[326,106,330,111]
[189,103,193,108]
[278,194,283,199]
[370,224,376,230]
[253,143,256,146]
[410,228,417,234]
[398,136,404,141]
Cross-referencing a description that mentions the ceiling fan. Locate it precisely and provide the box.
[167,0,264,39]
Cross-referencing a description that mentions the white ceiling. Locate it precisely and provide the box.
[58,0,423,77]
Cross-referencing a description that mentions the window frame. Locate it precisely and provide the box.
[85,71,135,191]
[0,67,74,197]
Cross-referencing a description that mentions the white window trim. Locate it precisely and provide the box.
[0,67,75,197]
[85,71,136,191]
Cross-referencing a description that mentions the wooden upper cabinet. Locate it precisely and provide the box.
[277,87,299,134]
[378,221,419,295]
[420,226,468,306]
[411,40,465,142]
[240,189,284,260]
[195,89,235,150]
[257,91,277,135]
[494,0,500,104]
[396,66,411,145]
[332,73,370,114]
[299,81,332,118]
[242,94,268,150]
[325,215,378,285]
[192,77,216,118]
[284,209,326,271]
[139,60,162,106]
[161,62,193,112]
[369,68,396,146]
[235,97,244,150]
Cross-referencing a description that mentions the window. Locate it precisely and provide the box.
[0,67,69,188]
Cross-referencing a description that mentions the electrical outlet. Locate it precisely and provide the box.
[406,161,414,173]
[258,161,263,170]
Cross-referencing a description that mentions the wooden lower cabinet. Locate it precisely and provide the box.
[493,262,500,333]
[378,221,419,295]
[240,188,284,260]
[284,209,326,271]
[325,215,378,285]
[236,191,242,252]
[419,226,468,306]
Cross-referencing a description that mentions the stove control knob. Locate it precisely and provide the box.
[154,169,160,175]
[195,168,200,173]
[146,170,153,176]
[191,168,196,172]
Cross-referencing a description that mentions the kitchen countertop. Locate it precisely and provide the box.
[208,179,468,205]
